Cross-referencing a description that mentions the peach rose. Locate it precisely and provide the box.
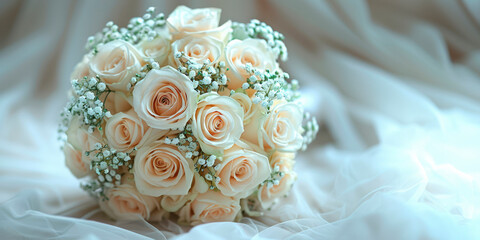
[64,143,89,178]
[99,183,160,220]
[89,40,144,91]
[258,151,297,209]
[242,101,303,152]
[105,109,168,152]
[215,142,270,198]
[224,39,278,90]
[178,191,240,225]
[102,91,132,115]
[70,54,92,80]
[161,194,194,212]
[230,92,264,125]
[137,28,171,66]
[161,172,208,212]
[134,141,194,196]
[169,35,223,68]
[167,6,232,42]
[132,66,198,130]
[191,93,244,155]
[66,116,102,153]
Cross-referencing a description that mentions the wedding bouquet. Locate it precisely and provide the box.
[60,6,318,225]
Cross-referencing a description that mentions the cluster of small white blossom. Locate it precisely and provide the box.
[261,165,285,189]
[174,52,229,94]
[86,7,166,53]
[301,112,320,151]
[61,76,111,133]
[194,154,221,189]
[82,144,134,199]
[127,59,161,91]
[232,20,288,61]
[238,63,300,112]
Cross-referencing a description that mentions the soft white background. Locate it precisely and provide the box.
[1,0,480,239]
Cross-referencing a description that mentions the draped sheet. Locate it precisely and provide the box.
[1,0,479,239]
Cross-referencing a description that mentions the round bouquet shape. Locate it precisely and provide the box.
[60,6,318,225]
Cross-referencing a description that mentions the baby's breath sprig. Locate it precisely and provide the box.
[127,58,161,91]
[194,154,222,190]
[237,64,300,112]
[261,165,285,190]
[163,123,222,190]
[82,144,135,200]
[240,196,264,217]
[86,7,166,54]
[232,20,288,61]
[61,76,113,135]
[80,179,105,199]
[174,52,229,94]
[301,112,319,151]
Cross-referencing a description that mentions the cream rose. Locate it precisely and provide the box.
[105,109,168,152]
[242,101,303,152]
[65,117,101,177]
[167,6,232,42]
[161,194,194,212]
[225,39,278,91]
[258,151,296,209]
[102,91,132,115]
[70,54,92,80]
[89,40,144,91]
[191,93,244,155]
[137,28,171,66]
[66,117,102,153]
[169,35,223,68]
[64,143,89,178]
[230,92,264,125]
[134,141,194,196]
[161,172,208,212]
[99,183,160,221]
[215,143,270,198]
[178,191,240,225]
[133,66,198,130]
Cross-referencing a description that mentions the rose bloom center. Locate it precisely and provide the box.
[105,55,125,73]
[233,160,252,182]
[116,196,142,213]
[151,85,182,117]
[150,153,178,179]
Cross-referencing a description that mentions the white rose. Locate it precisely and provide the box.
[132,66,198,130]
[134,141,194,196]
[192,93,244,155]
[169,35,223,68]
[99,183,160,221]
[258,151,296,209]
[137,28,171,66]
[90,40,144,91]
[242,101,303,152]
[225,39,278,91]
[64,143,89,178]
[215,142,270,198]
[167,6,232,42]
[105,109,168,152]
[178,191,240,225]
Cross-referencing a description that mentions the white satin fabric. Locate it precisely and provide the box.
[1,0,480,239]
